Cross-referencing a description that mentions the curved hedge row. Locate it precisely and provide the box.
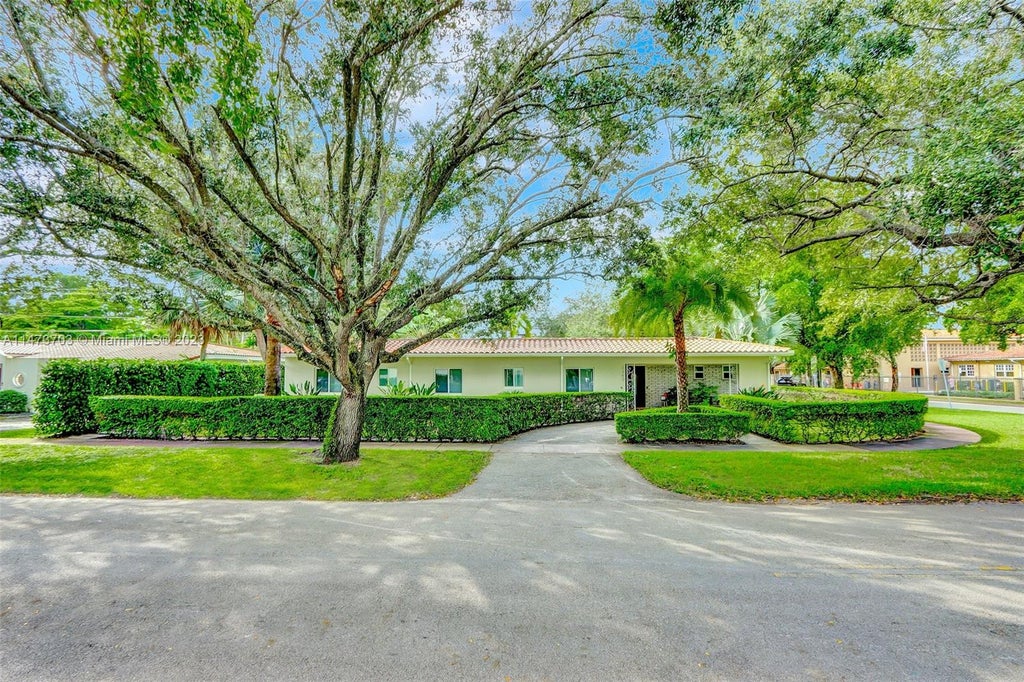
[720,387,928,443]
[34,359,265,436]
[90,392,630,442]
[615,406,749,443]
[0,389,29,414]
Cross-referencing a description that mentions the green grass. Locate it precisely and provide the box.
[623,408,1024,502]
[0,442,490,501]
[0,428,38,439]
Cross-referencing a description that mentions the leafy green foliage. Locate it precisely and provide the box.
[1,0,665,461]
[91,392,631,442]
[951,277,1024,347]
[739,386,780,399]
[0,390,28,413]
[687,382,718,406]
[383,381,436,396]
[665,0,1023,311]
[720,388,928,443]
[533,289,616,337]
[34,359,263,436]
[0,270,152,337]
[615,406,749,443]
[285,381,321,396]
[612,246,754,411]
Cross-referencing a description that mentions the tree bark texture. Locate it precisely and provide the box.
[264,335,281,396]
[673,306,689,413]
[324,389,366,464]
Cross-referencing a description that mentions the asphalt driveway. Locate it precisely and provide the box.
[2,423,1022,680]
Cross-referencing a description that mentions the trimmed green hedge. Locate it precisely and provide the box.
[720,387,928,443]
[35,359,264,436]
[0,390,29,414]
[90,392,630,441]
[949,390,1015,400]
[615,406,749,443]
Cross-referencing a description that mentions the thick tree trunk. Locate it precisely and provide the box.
[673,306,689,413]
[264,335,281,395]
[888,354,899,392]
[199,330,209,361]
[829,366,845,389]
[323,390,365,463]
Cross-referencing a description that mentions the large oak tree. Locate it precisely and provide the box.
[0,0,667,461]
[659,0,1023,313]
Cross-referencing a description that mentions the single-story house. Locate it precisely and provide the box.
[2,337,792,411]
[943,348,1023,400]
[284,337,792,408]
[0,340,262,410]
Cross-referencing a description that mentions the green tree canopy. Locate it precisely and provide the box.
[661,0,1023,316]
[612,247,753,411]
[0,268,151,336]
[1,0,669,461]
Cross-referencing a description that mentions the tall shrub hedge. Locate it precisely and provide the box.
[35,359,264,436]
[0,390,29,414]
[90,392,630,442]
[615,406,749,443]
[720,387,928,443]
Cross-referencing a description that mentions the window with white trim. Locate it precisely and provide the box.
[995,364,1015,377]
[378,368,398,387]
[503,368,524,388]
[693,366,705,380]
[958,364,975,377]
[565,368,594,392]
[722,365,736,381]
[315,368,343,393]
[435,368,463,393]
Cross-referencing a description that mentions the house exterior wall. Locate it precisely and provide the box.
[287,354,774,397]
[0,356,42,410]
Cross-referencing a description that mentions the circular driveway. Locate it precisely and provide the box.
[1,422,1021,680]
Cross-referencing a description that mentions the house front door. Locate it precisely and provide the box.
[625,365,646,409]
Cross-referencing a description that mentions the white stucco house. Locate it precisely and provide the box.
[284,337,792,408]
[0,340,262,410]
[2,337,791,411]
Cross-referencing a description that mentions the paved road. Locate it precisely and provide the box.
[2,423,1022,680]
[928,399,1024,414]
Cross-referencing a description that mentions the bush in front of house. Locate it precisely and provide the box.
[0,390,29,414]
[90,391,631,441]
[614,406,749,443]
[720,387,928,443]
[34,359,265,436]
[948,390,1015,400]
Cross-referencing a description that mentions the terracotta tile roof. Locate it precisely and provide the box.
[383,337,791,356]
[943,348,1024,362]
[0,340,261,361]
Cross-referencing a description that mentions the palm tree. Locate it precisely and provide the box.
[158,305,233,361]
[612,259,754,412]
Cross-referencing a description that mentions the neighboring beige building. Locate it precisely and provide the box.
[876,329,1024,396]
[943,349,1024,400]
[283,337,791,409]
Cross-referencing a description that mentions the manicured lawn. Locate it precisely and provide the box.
[623,408,1024,502]
[0,442,490,501]
[0,428,37,439]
